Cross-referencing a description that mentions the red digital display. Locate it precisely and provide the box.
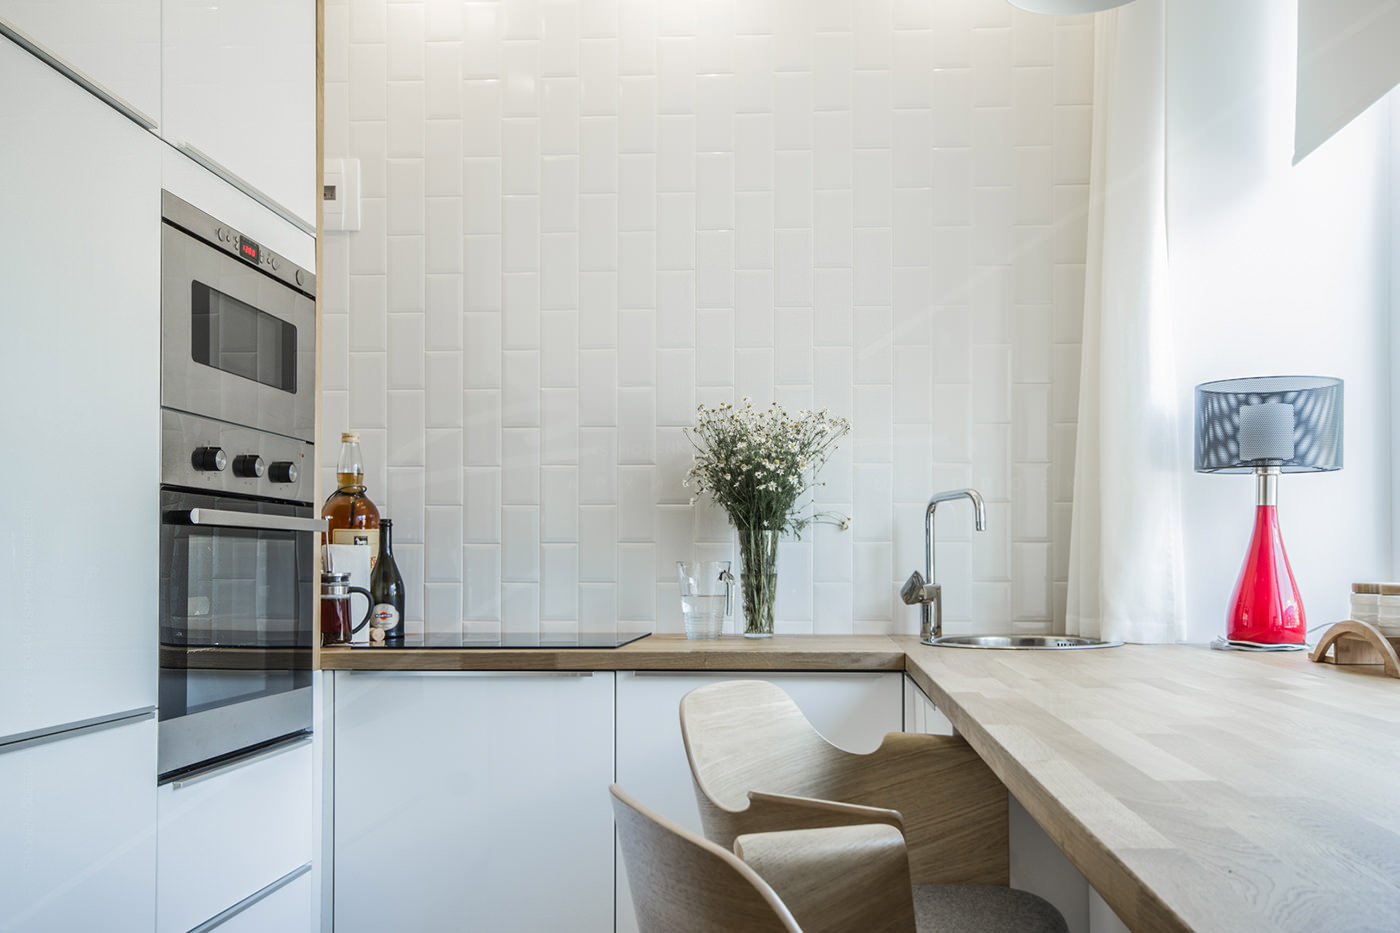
[238,237,262,263]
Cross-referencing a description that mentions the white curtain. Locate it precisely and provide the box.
[1066,0,1187,644]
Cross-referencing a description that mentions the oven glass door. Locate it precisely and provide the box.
[161,223,315,442]
[158,488,313,778]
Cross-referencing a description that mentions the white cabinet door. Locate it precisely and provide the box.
[334,671,616,933]
[0,716,157,933]
[162,0,317,228]
[903,674,955,735]
[212,867,313,933]
[614,672,903,933]
[157,739,314,933]
[0,0,160,123]
[0,35,160,741]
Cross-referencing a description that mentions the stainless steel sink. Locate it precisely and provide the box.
[926,634,1123,649]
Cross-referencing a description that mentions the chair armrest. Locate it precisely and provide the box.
[735,824,917,933]
[823,731,1010,886]
[740,791,906,837]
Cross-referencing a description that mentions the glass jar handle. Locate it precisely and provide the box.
[719,569,735,617]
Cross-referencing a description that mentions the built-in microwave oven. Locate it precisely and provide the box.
[160,190,315,443]
[157,191,319,781]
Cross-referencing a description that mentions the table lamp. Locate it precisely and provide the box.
[1194,376,1343,646]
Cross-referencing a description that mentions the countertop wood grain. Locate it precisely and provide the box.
[324,634,1400,931]
[319,633,907,671]
[898,639,1400,933]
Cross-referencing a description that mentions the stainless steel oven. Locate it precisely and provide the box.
[158,193,318,781]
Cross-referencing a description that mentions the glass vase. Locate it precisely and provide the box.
[737,528,779,638]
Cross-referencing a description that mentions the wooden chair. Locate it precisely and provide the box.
[611,783,919,933]
[678,680,1068,933]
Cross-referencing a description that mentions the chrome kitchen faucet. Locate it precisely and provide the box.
[900,489,986,643]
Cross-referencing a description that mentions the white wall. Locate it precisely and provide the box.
[320,0,1093,637]
[1167,0,1393,643]
[1392,90,1400,578]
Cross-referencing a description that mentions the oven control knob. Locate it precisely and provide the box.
[268,461,299,484]
[233,454,265,478]
[192,447,226,472]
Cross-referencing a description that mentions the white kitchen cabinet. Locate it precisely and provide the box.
[0,0,160,125]
[333,671,616,933]
[903,674,955,735]
[0,33,160,742]
[0,716,157,933]
[156,738,314,933]
[614,671,903,933]
[204,866,313,933]
[162,0,317,229]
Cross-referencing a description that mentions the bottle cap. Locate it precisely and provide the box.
[381,518,392,527]
[341,432,360,442]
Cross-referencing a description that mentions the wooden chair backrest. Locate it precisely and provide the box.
[679,679,1011,887]
[610,784,802,933]
[679,679,843,811]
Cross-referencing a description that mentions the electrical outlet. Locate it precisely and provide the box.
[322,158,361,232]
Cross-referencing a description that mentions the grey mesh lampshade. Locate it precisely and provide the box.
[1194,376,1343,473]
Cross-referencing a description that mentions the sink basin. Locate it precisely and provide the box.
[925,634,1123,649]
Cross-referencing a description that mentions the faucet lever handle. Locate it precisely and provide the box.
[900,571,927,606]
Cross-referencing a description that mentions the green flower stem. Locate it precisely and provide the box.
[737,527,779,637]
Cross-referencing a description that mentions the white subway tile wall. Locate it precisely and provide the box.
[322,0,1090,638]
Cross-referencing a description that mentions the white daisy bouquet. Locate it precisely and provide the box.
[684,399,850,635]
[684,398,851,537]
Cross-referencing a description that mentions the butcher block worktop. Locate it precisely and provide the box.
[323,635,1400,931]
[319,633,906,671]
[901,640,1400,933]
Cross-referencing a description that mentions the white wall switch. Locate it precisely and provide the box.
[322,158,361,232]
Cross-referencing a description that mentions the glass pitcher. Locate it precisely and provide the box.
[676,561,735,639]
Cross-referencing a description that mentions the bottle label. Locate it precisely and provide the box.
[330,528,379,568]
[371,604,400,629]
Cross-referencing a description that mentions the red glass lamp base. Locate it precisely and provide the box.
[1226,504,1305,645]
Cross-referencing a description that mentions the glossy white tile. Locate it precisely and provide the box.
[325,0,1090,631]
[578,506,618,581]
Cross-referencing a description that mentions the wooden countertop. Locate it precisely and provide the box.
[898,639,1400,933]
[319,633,907,672]
[324,633,1400,931]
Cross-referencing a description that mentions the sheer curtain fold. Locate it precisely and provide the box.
[1066,0,1187,644]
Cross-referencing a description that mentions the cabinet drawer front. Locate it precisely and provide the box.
[0,717,156,933]
[157,740,313,933]
[198,866,312,933]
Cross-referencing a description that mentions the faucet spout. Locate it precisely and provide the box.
[917,489,986,641]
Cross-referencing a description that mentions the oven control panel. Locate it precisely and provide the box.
[163,409,313,505]
[162,190,313,298]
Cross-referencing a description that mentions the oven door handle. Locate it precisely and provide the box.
[171,509,328,534]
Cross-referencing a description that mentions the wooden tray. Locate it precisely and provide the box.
[1309,619,1400,678]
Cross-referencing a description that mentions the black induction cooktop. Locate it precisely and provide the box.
[357,626,653,649]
